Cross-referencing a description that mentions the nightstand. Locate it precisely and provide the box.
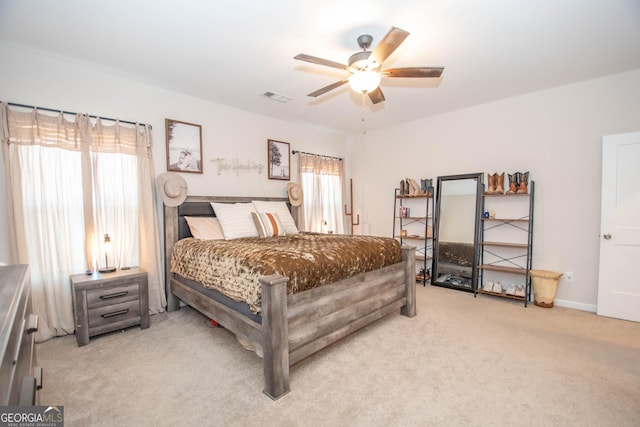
[71,267,149,346]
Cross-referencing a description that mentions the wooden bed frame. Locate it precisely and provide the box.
[163,195,416,399]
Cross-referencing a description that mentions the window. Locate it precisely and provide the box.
[299,153,345,234]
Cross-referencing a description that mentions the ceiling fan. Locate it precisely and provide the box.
[294,26,444,104]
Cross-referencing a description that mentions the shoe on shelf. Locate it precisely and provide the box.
[492,281,503,294]
[515,285,526,298]
[482,281,494,292]
[506,284,516,296]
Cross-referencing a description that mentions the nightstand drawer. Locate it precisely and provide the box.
[86,283,140,308]
[88,299,141,329]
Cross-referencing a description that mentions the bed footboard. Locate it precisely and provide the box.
[258,245,415,399]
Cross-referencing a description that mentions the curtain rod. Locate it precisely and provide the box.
[5,102,151,129]
[292,150,343,161]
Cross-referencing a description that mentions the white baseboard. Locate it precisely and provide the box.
[553,298,597,312]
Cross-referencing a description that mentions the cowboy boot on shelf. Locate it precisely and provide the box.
[421,178,433,197]
[485,173,496,194]
[400,180,408,196]
[407,178,421,196]
[414,178,423,196]
[516,171,529,194]
[404,178,412,195]
[506,173,518,194]
[494,172,505,195]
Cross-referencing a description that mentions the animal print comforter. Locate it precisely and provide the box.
[170,232,402,314]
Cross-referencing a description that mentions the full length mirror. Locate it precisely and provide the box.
[431,173,483,292]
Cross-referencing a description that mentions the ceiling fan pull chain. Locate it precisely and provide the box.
[361,93,367,135]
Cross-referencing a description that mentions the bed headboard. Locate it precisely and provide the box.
[164,195,292,310]
[175,196,292,240]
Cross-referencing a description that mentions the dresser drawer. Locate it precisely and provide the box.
[86,282,140,309]
[0,265,40,406]
[88,299,141,330]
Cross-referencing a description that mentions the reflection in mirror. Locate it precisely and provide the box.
[432,173,483,292]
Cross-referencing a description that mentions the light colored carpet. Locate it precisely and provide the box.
[37,284,640,426]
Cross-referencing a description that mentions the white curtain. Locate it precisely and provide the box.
[298,153,346,234]
[0,103,165,341]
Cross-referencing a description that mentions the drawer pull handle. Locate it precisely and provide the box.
[101,309,129,318]
[100,291,128,300]
[27,314,39,333]
[35,366,43,390]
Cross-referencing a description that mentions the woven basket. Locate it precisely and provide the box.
[530,270,563,308]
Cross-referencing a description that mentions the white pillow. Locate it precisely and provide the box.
[252,200,299,234]
[251,212,286,237]
[210,202,259,240]
[184,217,225,240]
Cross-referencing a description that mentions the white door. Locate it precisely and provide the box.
[597,131,640,322]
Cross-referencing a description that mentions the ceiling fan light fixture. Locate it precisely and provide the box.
[348,71,381,94]
[294,26,444,103]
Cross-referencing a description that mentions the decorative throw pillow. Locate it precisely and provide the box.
[251,212,286,238]
[210,202,259,240]
[184,217,225,240]
[251,200,299,234]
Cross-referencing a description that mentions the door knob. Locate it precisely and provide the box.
[603,233,612,240]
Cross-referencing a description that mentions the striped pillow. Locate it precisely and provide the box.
[251,200,299,234]
[251,212,286,237]
[210,202,259,240]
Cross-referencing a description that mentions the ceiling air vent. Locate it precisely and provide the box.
[262,91,292,103]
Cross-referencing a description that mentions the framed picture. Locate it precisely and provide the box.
[165,119,203,173]
[267,139,290,180]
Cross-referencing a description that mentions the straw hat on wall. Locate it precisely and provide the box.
[287,182,303,206]
[157,172,188,207]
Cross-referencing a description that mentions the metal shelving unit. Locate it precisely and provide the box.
[393,187,434,286]
[475,181,535,306]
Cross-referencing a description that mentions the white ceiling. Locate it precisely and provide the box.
[1,0,639,134]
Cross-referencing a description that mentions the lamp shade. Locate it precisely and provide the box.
[348,71,381,93]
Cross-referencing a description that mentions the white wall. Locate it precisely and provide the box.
[0,41,346,263]
[348,69,640,311]
[2,40,639,311]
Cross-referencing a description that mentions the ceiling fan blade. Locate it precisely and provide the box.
[367,87,385,104]
[369,27,410,66]
[307,79,349,97]
[383,67,445,78]
[294,54,349,71]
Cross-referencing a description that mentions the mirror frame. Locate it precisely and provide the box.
[431,173,484,292]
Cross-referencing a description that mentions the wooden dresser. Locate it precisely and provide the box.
[71,268,149,346]
[0,265,41,405]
